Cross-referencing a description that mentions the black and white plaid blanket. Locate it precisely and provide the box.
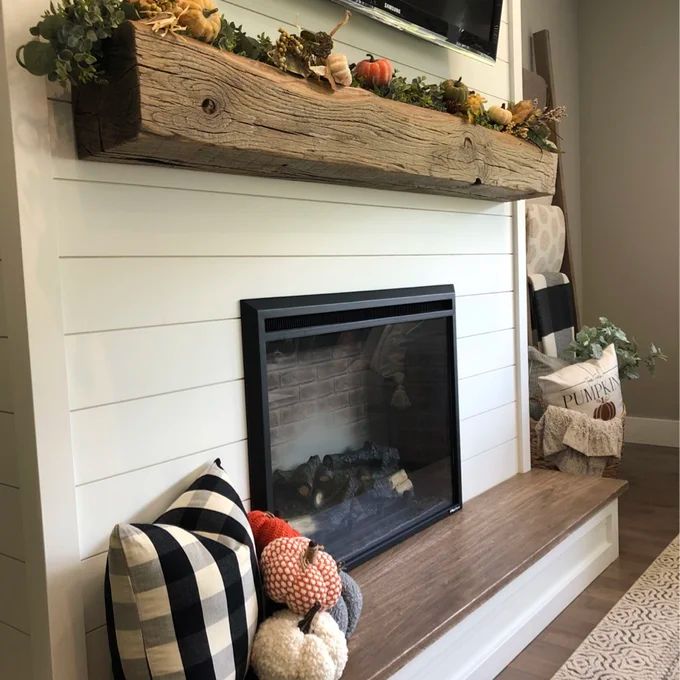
[528,272,576,357]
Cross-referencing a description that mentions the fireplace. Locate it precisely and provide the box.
[241,286,461,567]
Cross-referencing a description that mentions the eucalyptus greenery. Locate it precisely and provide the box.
[563,317,667,381]
[212,19,272,62]
[17,0,135,86]
[358,74,447,112]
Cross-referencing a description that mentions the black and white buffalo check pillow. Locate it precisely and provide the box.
[105,460,262,679]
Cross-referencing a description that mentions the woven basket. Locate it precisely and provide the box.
[529,409,625,479]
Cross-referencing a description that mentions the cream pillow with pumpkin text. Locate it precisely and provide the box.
[538,344,623,420]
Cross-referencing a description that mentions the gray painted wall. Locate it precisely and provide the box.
[579,0,679,419]
[522,0,679,420]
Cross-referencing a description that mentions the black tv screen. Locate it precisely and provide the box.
[332,0,504,61]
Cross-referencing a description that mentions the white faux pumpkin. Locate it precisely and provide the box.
[488,104,513,126]
[326,53,353,88]
[251,604,348,680]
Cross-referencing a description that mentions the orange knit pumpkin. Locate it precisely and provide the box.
[261,537,342,615]
[247,511,300,555]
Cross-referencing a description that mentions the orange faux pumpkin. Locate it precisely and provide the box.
[594,400,617,421]
[355,54,394,88]
[261,537,342,615]
[247,510,300,555]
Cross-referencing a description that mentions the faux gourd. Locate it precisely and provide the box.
[251,604,348,680]
[326,53,353,88]
[176,0,221,43]
[488,104,512,126]
[441,76,469,114]
[261,537,342,615]
[354,54,394,88]
[247,510,300,555]
[328,571,363,639]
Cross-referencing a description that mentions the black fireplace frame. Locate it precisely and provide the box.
[240,285,462,567]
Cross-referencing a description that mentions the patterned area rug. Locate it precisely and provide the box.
[553,536,679,680]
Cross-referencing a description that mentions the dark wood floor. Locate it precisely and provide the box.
[497,443,679,680]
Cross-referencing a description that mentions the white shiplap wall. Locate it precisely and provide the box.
[0,28,32,667]
[3,0,528,675]
[54,3,522,674]
[0,266,32,675]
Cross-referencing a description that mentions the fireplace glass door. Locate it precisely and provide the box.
[241,287,461,567]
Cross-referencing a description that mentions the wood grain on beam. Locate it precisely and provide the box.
[73,22,557,202]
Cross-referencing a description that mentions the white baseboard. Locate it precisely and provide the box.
[391,501,620,680]
[624,417,679,448]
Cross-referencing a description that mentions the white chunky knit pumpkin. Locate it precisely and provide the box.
[251,605,348,680]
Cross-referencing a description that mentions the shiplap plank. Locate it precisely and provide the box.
[0,554,29,633]
[71,325,514,487]
[0,621,31,679]
[60,255,513,334]
[458,365,516,421]
[49,108,510,220]
[218,0,510,99]
[66,321,243,411]
[76,440,249,558]
[65,292,512,410]
[461,438,518,502]
[0,339,11,413]
[72,381,246,487]
[55,182,513,258]
[0,486,24,561]
[460,402,517,462]
[86,626,113,680]
[457,329,515,379]
[0,414,18,488]
[82,554,107,633]
[456,292,514,338]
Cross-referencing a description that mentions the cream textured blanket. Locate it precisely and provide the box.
[537,405,624,476]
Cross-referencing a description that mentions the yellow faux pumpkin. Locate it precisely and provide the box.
[176,0,221,43]
[488,104,512,126]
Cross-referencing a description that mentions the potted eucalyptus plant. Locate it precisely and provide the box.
[562,317,667,381]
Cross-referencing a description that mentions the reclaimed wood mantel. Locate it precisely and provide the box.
[73,21,557,201]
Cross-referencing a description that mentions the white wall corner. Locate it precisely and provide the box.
[0,2,88,678]
[509,0,530,473]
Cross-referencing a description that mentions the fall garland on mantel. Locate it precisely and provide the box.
[17,0,566,151]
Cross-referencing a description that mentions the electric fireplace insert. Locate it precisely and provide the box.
[241,286,461,568]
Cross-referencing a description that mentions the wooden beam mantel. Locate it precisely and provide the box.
[73,22,557,201]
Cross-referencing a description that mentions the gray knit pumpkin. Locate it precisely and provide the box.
[329,571,363,639]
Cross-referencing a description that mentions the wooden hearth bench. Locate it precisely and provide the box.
[343,469,627,680]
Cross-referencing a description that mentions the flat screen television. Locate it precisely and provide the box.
[331,0,504,61]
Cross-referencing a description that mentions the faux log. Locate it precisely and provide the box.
[73,21,557,201]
